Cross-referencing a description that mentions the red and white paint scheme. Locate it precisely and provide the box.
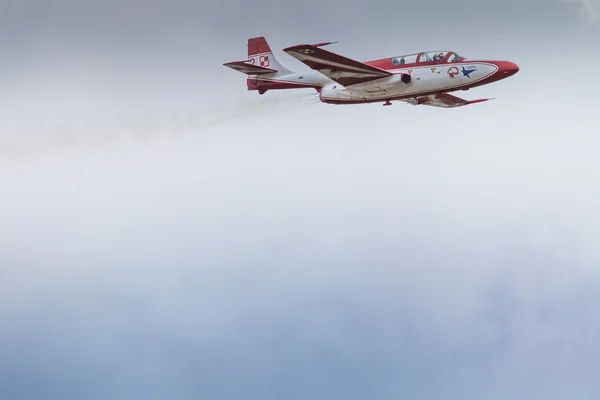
[224,37,519,108]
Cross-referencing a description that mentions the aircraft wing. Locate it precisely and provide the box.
[283,44,392,86]
[404,93,493,108]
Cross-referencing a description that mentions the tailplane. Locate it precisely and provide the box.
[222,60,277,76]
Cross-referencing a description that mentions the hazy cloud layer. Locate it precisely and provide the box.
[3,75,600,398]
[2,1,600,399]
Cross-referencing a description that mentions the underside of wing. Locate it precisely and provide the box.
[283,44,392,86]
[405,93,493,108]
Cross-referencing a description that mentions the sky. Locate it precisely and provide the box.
[1,1,600,399]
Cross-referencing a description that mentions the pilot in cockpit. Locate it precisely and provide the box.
[433,52,445,61]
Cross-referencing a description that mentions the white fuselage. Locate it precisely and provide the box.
[267,61,499,103]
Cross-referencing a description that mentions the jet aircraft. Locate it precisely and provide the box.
[224,37,519,108]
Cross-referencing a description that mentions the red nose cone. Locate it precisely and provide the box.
[496,61,519,77]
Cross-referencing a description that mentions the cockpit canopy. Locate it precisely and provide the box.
[391,51,465,66]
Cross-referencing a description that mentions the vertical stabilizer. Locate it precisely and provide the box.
[247,37,291,75]
[224,36,309,94]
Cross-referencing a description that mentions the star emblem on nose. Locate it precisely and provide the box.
[462,66,476,78]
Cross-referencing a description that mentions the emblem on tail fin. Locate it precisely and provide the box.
[248,54,271,67]
[259,55,270,67]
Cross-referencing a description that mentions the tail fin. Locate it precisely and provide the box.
[247,37,291,75]
[223,36,296,94]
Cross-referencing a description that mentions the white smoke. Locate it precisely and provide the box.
[0,91,319,159]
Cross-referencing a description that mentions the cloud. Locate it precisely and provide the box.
[1,8,600,399]
[2,70,600,397]
[564,0,599,20]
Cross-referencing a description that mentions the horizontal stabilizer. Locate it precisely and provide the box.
[283,44,392,87]
[223,60,277,75]
[405,93,493,108]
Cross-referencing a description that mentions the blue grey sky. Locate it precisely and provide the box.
[1,1,600,399]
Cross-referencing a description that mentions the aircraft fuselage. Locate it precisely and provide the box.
[256,60,518,105]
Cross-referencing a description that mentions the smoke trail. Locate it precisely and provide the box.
[0,91,320,159]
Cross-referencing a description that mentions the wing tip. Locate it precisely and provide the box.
[282,44,314,53]
[467,98,494,104]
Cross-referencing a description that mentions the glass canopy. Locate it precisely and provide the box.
[391,51,465,65]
